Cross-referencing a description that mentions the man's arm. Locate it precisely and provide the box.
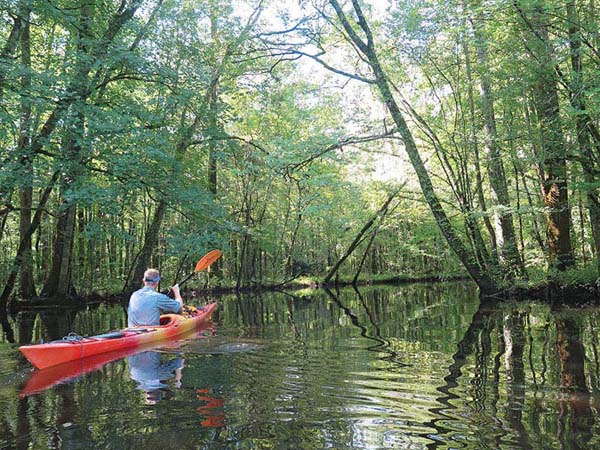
[171,284,183,311]
[156,284,183,314]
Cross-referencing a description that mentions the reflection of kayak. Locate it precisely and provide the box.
[19,302,217,370]
[20,309,216,397]
[196,388,225,427]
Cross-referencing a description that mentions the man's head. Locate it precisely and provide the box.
[143,268,161,287]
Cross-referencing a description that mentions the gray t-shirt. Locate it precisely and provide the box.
[127,286,182,327]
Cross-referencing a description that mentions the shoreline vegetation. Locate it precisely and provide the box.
[7,270,600,313]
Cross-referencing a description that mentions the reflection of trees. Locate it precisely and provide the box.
[426,298,599,449]
[13,382,90,450]
[0,312,14,342]
[503,310,531,448]
[555,315,593,449]
[15,397,29,450]
[423,300,499,449]
[6,287,600,449]
[12,302,127,345]
[325,287,407,366]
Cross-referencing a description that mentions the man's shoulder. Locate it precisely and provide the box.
[130,287,160,300]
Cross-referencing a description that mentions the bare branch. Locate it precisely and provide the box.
[288,128,399,172]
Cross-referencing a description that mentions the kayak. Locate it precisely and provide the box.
[19,302,217,370]
[20,318,215,397]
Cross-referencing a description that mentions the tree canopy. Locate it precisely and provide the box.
[1,0,599,303]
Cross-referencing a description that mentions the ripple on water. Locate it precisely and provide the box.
[6,285,600,449]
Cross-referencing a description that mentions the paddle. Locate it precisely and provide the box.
[176,249,222,289]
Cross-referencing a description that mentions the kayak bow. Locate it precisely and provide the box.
[19,302,217,370]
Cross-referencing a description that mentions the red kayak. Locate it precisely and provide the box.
[19,302,217,370]
[20,318,216,397]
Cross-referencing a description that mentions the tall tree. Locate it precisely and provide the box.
[469,3,525,278]
[17,3,36,299]
[565,0,600,275]
[125,1,263,292]
[327,0,497,292]
[515,0,574,271]
[42,0,145,297]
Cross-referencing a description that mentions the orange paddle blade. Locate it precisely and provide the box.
[195,249,222,272]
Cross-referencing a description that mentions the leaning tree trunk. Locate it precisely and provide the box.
[329,0,498,293]
[324,186,402,284]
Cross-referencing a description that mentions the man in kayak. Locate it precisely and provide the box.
[128,268,183,327]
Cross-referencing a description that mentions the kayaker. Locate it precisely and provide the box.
[128,268,183,327]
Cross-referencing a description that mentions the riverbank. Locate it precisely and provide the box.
[5,269,600,312]
[5,271,468,311]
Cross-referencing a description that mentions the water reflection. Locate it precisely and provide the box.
[128,351,183,404]
[196,388,225,427]
[2,284,600,448]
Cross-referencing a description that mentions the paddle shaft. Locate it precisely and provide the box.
[162,249,222,296]
[177,271,195,288]
[162,273,193,296]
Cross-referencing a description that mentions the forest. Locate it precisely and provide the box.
[1,0,600,307]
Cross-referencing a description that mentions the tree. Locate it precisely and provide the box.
[468,1,525,278]
[514,0,574,271]
[325,0,497,292]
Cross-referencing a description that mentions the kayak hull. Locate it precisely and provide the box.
[20,319,215,397]
[19,302,217,370]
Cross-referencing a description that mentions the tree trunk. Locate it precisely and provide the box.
[17,4,36,299]
[0,9,24,218]
[325,187,402,284]
[470,8,525,278]
[0,5,23,102]
[42,110,86,298]
[329,0,497,293]
[566,0,600,275]
[0,171,59,312]
[517,1,574,270]
[207,3,221,279]
[352,200,392,285]
[125,200,168,292]
[41,196,78,298]
[208,2,219,199]
[42,1,143,296]
[462,28,498,259]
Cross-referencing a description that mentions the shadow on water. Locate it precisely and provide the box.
[2,284,600,449]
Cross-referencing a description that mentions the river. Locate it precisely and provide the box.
[1,282,598,449]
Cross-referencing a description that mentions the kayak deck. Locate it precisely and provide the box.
[19,302,217,369]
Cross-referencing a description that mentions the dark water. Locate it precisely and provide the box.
[1,282,600,449]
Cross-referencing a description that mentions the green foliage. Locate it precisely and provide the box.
[2,0,599,297]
